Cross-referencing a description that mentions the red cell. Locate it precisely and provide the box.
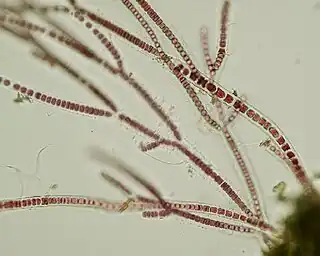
[26,89,34,96]
[202,205,210,212]
[210,207,217,213]
[286,151,295,159]
[281,143,290,151]
[239,104,248,113]
[49,31,56,38]
[189,72,200,81]
[215,88,225,98]
[182,68,190,76]
[269,128,279,138]
[206,82,216,92]
[240,215,247,221]
[233,99,241,109]
[40,94,47,101]
[98,109,104,116]
[218,208,225,215]
[224,93,234,103]
[173,64,183,73]
[214,175,223,185]
[253,113,260,122]
[26,199,32,206]
[296,170,305,178]
[97,33,104,40]
[196,76,208,88]
[20,86,27,93]
[225,210,232,217]
[258,118,266,126]
[3,79,10,86]
[246,109,255,118]
[277,136,285,145]
[13,84,20,90]
[262,121,271,130]
[35,92,41,99]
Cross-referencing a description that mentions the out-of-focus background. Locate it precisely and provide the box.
[0,0,319,255]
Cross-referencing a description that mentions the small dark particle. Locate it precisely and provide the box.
[232,89,238,96]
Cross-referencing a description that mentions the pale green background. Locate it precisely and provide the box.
[0,0,319,255]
